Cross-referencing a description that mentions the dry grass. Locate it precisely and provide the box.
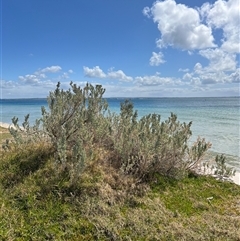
[0,126,11,146]
[0,140,240,240]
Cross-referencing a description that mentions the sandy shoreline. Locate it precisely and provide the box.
[231,173,240,186]
[0,122,12,129]
[0,122,240,186]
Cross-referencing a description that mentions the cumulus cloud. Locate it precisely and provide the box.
[19,74,41,85]
[135,74,176,86]
[142,6,151,18]
[204,0,240,53]
[40,65,62,73]
[0,80,18,89]
[18,65,68,86]
[194,63,203,73]
[108,70,133,82]
[149,52,165,66]
[60,72,70,79]
[183,48,239,85]
[83,66,183,87]
[199,48,237,72]
[83,66,106,78]
[190,77,201,86]
[183,73,192,81]
[2,65,77,98]
[83,66,133,82]
[190,67,240,85]
[229,68,240,83]
[144,0,216,50]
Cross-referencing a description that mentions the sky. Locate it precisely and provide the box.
[1,0,239,98]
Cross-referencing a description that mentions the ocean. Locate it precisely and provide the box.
[1,97,239,171]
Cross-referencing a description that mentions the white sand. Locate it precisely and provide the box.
[0,122,11,129]
[231,172,240,186]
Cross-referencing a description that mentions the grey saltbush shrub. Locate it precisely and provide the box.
[212,154,236,180]
[5,82,110,179]
[5,81,234,182]
[109,100,212,180]
[41,82,110,174]
[6,114,44,150]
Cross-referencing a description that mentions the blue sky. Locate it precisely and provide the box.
[1,0,239,98]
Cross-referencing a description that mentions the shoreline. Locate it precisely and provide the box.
[0,122,12,129]
[231,173,240,185]
[0,122,239,186]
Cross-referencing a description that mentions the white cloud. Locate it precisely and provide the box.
[190,77,201,85]
[40,65,62,73]
[17,65,70,86]
[0,80,18,89]
[108,70,133,82]
[185,49,239,85]
[204,0,240,53]
[193,69,240,85]
[59,69,74,79]
[149,52,165,66]
[227,68,240,83]
[83,66,183,86]
[83,66,133,82]
[200,72,225,84]
[183,73,192,81]
[19,74,41,85]
[2,65,77,98]
[142,6,151,18]
[145,0,216,50]
[194,63,203,73]
[199,48,237,72]
[179,68,190,72]
[135,74,176,86]
[1,81,57,98]
[61,72,70,79]
[83,66,106,78]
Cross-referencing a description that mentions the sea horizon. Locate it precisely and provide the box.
[1,96,240,100]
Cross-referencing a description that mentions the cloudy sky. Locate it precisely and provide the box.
[1,0,239,98]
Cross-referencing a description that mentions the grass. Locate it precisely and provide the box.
[0,133,240,240]
[0,126,11,145]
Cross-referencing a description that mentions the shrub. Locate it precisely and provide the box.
[109,100,212,181]
[4,114,44,150]
[212,154,236,181]
[41,82,109,167]
[5,82,110,181]
[5,81,232,183]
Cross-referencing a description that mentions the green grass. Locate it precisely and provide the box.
[150,174,240,216]
[0,143,240,240]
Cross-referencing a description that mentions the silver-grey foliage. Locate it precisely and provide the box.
[3,82,235,182]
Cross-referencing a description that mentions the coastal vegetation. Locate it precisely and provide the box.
[1,82,239,240]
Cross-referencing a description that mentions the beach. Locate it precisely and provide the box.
[0,122,12,129]
[232,173,240,185]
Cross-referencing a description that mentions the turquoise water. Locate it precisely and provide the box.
[1,97,239,170]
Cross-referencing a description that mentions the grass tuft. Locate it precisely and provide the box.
[1,144,240,240]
